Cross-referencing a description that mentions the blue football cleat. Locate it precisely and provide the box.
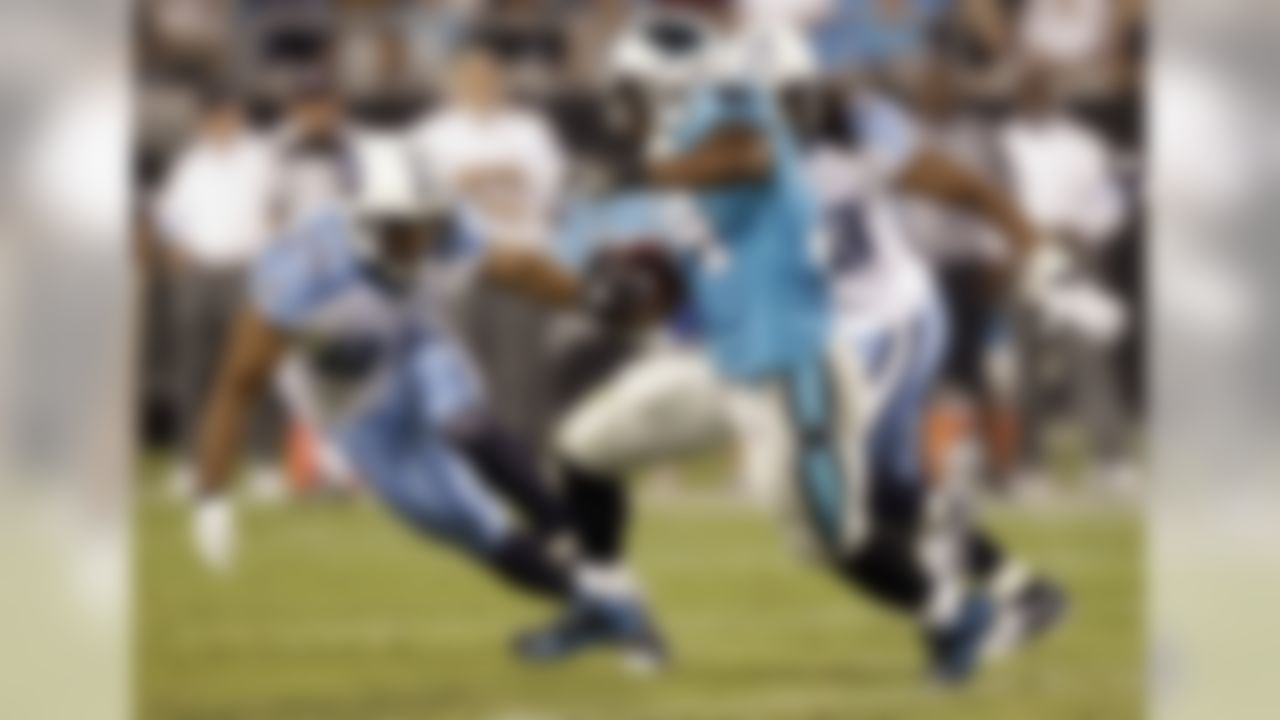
[514,597,670,671]
[926,593,998,686]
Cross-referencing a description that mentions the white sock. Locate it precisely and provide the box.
[574,563,641,602]
[917,527,970,629]
[923,579,967,630]
[988,561,1034,602]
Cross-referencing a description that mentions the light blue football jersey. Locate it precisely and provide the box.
[672,82,828,381]
[252,209,483,430]
[255,209,508,554]
[252,210,369,330]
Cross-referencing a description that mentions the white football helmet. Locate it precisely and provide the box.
[610,7,723,105]
[346,133,449,271]
[609,4,819,154]
[349,134,443,223]
[611,2,818,89]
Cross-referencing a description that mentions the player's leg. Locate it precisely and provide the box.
[908,301,1068,657]
[518,343,730,666]
[445,412,571,542]
[340,392,571,601]
[728,318,988,683]
[509,325,651,664]
[729,369,938,620]
[413,338,570,544]
[852,299,1067,679]
[547,321,642,589]
[558,343,730,561]
[725,351,936,611]
[837,301,1000,680]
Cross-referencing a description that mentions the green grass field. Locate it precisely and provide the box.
[138,492,1142,720]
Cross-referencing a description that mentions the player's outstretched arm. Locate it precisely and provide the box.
[483,243,682,331]
[897,148,1038,269]
[481,245,583,308]
[646,125,773,189]
[197,306,288,497]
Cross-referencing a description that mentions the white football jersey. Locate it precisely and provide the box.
[806,97,935,335]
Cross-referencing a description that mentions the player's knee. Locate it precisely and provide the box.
[554,406,625,477]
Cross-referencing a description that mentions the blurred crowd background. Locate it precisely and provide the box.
[134,0,1148,499]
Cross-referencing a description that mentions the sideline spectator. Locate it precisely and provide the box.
[473,0,573,101]
[1018,0,1113,71]
[402,0,482,91]
[412,42,565,247]
[153,87,282,495]
[270,75,356,229]
[411,42,567,448]
[343,22,430,127]
[898,58,1017,487]
[1000,67,1124,248]
[999,66,1133,490]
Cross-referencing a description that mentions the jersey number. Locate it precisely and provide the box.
[827,203,873,273]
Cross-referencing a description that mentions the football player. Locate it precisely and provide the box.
[190,137,580,629]
[797,81,1071,675]
[517,0,1065,683]
[516,0,875,672]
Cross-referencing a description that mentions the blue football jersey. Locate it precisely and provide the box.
[252,209,483,430]
[672,82,828,380]
[251,210,368,331]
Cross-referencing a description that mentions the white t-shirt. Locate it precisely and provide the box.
[156,134,278,267]
[1000,113,1124,244]
[410,106,565,248]
[1020,0,1113,68]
